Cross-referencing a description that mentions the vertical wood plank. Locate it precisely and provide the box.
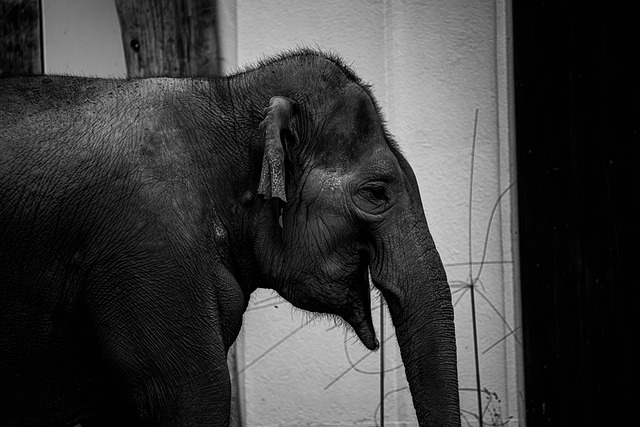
[0,0,42,76]
[114,0,219,77]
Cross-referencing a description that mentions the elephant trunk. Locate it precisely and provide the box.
[371,213,460,426]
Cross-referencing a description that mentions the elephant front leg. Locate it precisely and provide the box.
[85,271,233,426]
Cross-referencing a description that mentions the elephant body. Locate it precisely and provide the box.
[0,50,459,426]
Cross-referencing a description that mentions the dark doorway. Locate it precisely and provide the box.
[513,2,638,425]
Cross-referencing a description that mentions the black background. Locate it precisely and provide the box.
[513,1,638,425]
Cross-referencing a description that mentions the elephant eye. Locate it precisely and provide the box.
[356,182,390,211]
[364,184,387,201]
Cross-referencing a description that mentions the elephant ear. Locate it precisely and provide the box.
[258,96,297,204]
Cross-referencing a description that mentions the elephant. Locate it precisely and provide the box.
[0,49,460,426]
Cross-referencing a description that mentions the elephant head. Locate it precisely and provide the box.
[249,52,460,426]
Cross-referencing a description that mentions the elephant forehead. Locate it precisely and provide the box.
[311,91,385,162]
[322,88,378,135]
[304,145,398,191]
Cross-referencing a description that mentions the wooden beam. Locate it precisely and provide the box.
[114,0,220,77]
[0,0,42,76]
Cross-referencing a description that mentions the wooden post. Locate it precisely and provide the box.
[0,0,42,76]
[114,0,220,77]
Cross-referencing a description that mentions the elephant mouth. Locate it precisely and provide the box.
[350,311,378,350]
[344,259,378,351]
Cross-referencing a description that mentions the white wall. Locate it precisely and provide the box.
[43,0,125,76]
[234,1,522,426]
[42,1,522,425]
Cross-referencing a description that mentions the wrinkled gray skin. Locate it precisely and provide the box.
[0,50,459,426]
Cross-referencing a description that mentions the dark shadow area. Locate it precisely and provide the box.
[514,2,638,425]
